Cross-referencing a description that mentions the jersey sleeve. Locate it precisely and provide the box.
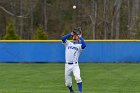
[78,44,84,51]
[62,40,70,46]
[61,33,71,46]
[79,37,86,49]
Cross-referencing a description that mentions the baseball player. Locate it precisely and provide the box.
[61,27,86,93]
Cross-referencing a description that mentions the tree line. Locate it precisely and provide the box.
[0,0,140,40]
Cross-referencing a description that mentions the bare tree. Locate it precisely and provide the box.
[103,0,109,39]
[1,0,140,40]
[111,0,122,39]
[30,0,34,39]
[90,0,97,39]
[9,0,17,33]
[19,0,23,39]
[115,0,122,39]
[128,0,140,38]
[44,0,47,32]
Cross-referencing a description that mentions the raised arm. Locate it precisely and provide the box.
[61,33,71,43]
[79,36,86,49]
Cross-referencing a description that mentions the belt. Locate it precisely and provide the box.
[66,62,77,64]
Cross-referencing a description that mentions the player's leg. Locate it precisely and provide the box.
[73,64,82,93]
[65,64,74,92]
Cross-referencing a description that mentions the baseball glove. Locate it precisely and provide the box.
[73,27,82,35]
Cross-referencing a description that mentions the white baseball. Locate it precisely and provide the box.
[73,5,76,9]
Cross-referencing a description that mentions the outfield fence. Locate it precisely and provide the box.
[0,40,140,63]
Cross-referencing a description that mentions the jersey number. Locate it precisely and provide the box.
[74,51,77,57]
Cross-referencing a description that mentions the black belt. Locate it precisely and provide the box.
[66,62,77,64]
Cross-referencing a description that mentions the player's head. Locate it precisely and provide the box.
[72,35,79,41]
[72,27,82,42]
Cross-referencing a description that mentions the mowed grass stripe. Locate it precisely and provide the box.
[0,63,139,93]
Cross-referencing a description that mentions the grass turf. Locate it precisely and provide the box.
[0,63,139,93]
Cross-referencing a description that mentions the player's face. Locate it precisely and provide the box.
[72,35,79,42]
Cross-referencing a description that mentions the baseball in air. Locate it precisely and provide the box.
[73,5,76,9]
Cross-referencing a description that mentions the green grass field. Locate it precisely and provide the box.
[0,63,140,93]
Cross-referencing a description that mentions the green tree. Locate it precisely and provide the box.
[61,25,71,40]
[34,25,47,40]
[61,25,70,36]
[3,18,19,40]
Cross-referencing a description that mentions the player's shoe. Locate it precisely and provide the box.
[70,91,74,93]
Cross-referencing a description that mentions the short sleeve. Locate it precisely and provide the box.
[62,40,70,46]
[79,44,84,51]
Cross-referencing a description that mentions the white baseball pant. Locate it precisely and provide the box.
[65,63,82,87]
